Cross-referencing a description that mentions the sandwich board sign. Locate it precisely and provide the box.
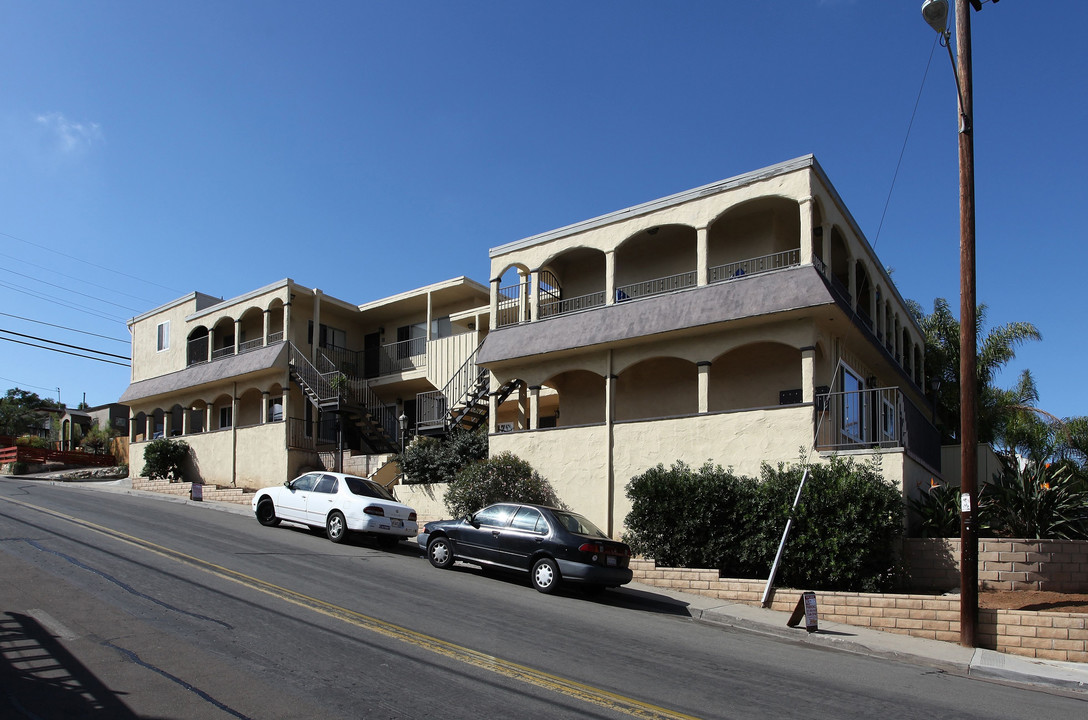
[787,591,819,633]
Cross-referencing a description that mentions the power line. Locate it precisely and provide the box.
[0,230,184,295]
[0,312,129,344]
[0,328,130,361]
[0,266,143,312]
[0,279,129,324]
[0,335,130,368]
[0,376,58,394]
[0,251,161,306]
[873,33,939,248]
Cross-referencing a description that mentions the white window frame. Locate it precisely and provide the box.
[156,321,170,352]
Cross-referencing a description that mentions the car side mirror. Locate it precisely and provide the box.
[283,480,292,488]
[464,514,478,528]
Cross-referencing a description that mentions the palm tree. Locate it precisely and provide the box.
[908,298,1041,446]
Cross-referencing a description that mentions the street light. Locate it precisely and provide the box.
[921,0,999,649]
[398,412,408,455]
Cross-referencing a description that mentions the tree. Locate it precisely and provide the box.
[0,388,61,437]
[909,298,1041,445]
[443,452,563,518]
[396,428,487,484]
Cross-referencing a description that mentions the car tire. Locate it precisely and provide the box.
[326,511,348,544]
[427,536,454,569]
[256,499,280,527]
[376,534,400,549]
[531,558,561,594]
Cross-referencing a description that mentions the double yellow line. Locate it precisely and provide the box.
[3,495,700,720]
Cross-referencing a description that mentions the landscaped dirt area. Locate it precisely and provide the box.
[979,590,1088,614]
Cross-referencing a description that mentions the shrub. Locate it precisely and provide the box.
[80,423,114,455]
[908,479,963,538]
[623,456,904,593]
[11,461,27,475]
[143,438,191,482]
[443,452,562,518]
[982,462,1088,539]
[397,428,487,484]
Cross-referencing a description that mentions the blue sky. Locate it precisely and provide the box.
[1,1,1085,420]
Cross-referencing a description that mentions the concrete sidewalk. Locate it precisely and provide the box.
[25,473,1088,694]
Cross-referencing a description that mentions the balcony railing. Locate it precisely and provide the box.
[238,337,263,354]
[380,337,427,375]
[709,249,800,283]
[814,386,938,468]
[539,290,606,318]
[211,345,236,361]
[616,270,697,302]
[496,282,528,328]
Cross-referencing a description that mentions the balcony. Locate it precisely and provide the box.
[815,386,939,469]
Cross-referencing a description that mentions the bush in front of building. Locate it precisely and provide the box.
[142,438,191,482]
[443,451,563,518]
[624,456,904,593]
[397,428,488,484]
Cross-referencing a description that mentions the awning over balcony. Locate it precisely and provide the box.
[120,342,288,404]
[479,265,835,364]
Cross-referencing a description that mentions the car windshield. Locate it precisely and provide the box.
[551,510,607,538]
[343,476,395,501]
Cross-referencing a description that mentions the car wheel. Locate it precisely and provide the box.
[427,536,454,569]
[531,558,561,594]
[326,511,348,543]
[255,499,280,527]
[376,534,400,549]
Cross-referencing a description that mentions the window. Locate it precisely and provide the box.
[156,321,170,351]
[473,504,516,528]
[309,322,346,349]
[841,365,866,444]
[510,507,546,533]
[268,396,283,422]
[881,396,897,443]
[291,474,318,492]
[219,405,233,429]
[314,475,338,494]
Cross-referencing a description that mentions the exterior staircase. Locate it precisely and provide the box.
[417,343,521,436]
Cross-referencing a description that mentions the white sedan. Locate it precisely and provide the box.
[252,471,418,547]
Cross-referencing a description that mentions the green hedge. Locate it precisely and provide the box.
[624,457,904,592]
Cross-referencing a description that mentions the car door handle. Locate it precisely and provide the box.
[535,538,544,543]
[492,531,500,537]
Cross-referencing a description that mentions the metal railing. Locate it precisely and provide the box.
[267,330,284,343]
[238,337,263,354]
[187,336,209,366]
[539,290,606,318]
[616,270,697,302]
[379,337,427,375]
[211,345,236,360]
[709,248,800,283]
[416,341,486,432]
[496,282,528,328]
[814,386,937,470]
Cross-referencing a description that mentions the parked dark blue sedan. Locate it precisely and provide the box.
[418,503,633,594]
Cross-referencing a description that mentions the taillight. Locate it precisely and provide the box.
[580,542,630,556]
[579,543,603,553]
[408,512,417,522]
[364,506,385,516]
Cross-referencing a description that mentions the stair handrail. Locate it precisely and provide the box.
[317,350,399,446]
[289,343,338,403]
[417,341,488,431]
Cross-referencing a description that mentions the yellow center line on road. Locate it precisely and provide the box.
[3,496,702,720]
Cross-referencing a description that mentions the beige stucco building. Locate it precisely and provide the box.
[121,156,940,536]
[121,277,491,489]
[476,155,940,535]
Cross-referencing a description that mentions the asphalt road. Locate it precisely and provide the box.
[0,477,1083,719]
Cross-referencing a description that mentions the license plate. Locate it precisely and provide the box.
[607,555,617,566]
[392,518,403,529]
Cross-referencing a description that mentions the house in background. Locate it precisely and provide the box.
[476,155,941,534]
[121,277,490,489]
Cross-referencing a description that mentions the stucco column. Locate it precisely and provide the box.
[163,412,172,439]
[206,405,214,433]
[821,223,832,275]
[519,270,530,324]
[801,346,816,403]
[697,361,711,413]
[145,415,153,440]
[488,384,498,434]
[263,309,271,346]
[528,385,540,430]
[696,226,709,286]
[529,270,541,322]
[847,259,857,310]
[233,318,242,354]
[182,407,191,435]
[283,300,292,343]
[489,279,500,330]
[605,250,616,305]
[129,411,137,441]
[517,383,528,430]
[261,390,270,424]
[798,196,813,265]
[207,328,215,363]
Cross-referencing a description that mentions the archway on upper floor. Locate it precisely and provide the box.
[538,247,607,318]
[708,342,802,412]
[542,369,605,427]
[495,263,531,327]
[615,357,697,422]
[211,318,236,358]
[187,326,210,366]
[238,307,265,353]
[855,261,873,325]
[614,225,697,301]
[811,199,826,267]
[829,228,851,300]
[267,298,285,341]
[707,197,800,281]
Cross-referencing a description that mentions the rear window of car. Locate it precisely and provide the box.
[552,511,607,538]
[344,476,394,501]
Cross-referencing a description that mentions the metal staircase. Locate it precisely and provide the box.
[416,343,521,435]
[288,343,399,454]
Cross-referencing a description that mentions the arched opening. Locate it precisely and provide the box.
[211,318,236,360]
[616,357,697,421]
[709,343,802,412]
[237,388,263,427]
[544,369,605,426]
[615,225,697,301]
[829,228,851,303]
[538,247,607,318]
[855,261,873,326]
[495,264,530,327]
[708,197,801,281]
[267,298,285,343]
[187,326,210,366]
[238,307,265,353]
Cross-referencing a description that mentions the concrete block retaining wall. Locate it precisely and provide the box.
[630,558,1088,663]
[902,538,1088,593]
